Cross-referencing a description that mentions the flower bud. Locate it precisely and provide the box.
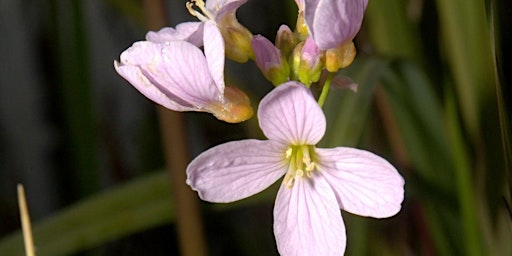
[252,35,290,86]
[298,38,323,86]
[325,41,357,72]
[275,25,296,58]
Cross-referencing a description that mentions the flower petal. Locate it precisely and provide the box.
[145,21,203,46]
[186,139,288,203]
[203,20,225,93]
[115,41,197,111]
[274,174,346,255]
[207,0,248,20]
[114,60,195,111]
[159,40,223,107]
[305,0,367,50]
[258,81,326,145]
[252,34,282,72]
[316,147,405,218]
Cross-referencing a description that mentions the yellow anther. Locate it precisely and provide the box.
[285,147,293,159]
[305,162,315,172]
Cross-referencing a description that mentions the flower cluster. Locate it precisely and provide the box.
[115,0,404,255]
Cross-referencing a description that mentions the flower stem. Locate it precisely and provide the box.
[143,1,208,255]
[317,72,335,108]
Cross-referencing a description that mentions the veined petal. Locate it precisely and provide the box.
[258,82,326,145]
[203,20,225,93]
[145,21,203,46]
[252,35,282,72]
[160,40,223,107]
[316,147,405,218]
[115,41,197,111]
[114,61,195,111]
[305,0,367,50]
[274,174,346,255]
[186,139,288,203]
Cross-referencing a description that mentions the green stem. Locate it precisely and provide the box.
[317,72,335,108]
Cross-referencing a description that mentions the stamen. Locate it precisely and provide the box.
[285,147,292,159]
[186,0,215,22]
[282,144,317,188]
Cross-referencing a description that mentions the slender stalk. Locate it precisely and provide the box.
[141,1,208,255]
[17,185,35,256]
[317,72,335,108]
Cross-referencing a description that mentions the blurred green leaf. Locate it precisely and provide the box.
[104,0,145,26]
[48,0,99,197]
[366,0,422,64]
[321,57,386,148]
[381,61,453,189]
[435,0,494,138]
[0,172,173,256]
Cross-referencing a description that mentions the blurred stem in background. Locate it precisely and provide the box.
[141,1,208,255]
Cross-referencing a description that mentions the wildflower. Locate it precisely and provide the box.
[114,21,253,123]
[187,82,405,254]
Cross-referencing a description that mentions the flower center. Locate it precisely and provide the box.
[283,145,317,188]
[186,0,215,22]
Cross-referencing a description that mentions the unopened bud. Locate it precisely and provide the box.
[252,35,290,86]
[298,38,323,86]
[275,25,296,58]
[325,41,356,72]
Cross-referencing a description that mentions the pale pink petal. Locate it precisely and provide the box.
[316,147,405,218]
[274,174,346,255]
[305,0,367,50]
[203,20,225,93]
[186,139,288,203]
[176,22,204,46]
[145,22,203,46]
[114,61,195,111]
[115,41,196,111]
[252,35,282,72]
[258,81,326,145]
[207,0,247,19]
[160,40,223,107]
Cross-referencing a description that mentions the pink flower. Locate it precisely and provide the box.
[187,82,405,254]
[299,0,368,50]
[114,21,252,123]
